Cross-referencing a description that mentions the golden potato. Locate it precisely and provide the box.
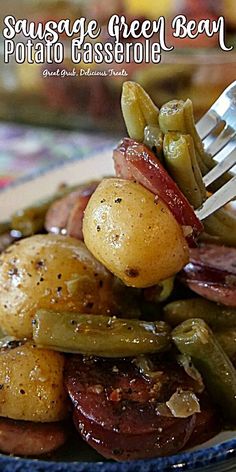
[83,178,189,287]
[0,342,68,422]
[0,234,115,338]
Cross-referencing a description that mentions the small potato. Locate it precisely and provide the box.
[83,178,189,287]
[0,342,68,422]
[0,234,114,338]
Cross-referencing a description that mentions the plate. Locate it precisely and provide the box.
[0,150,236,472]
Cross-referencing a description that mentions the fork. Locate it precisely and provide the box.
[195,80,236,220]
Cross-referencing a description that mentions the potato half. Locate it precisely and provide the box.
[0,234,114,338]
[0,342,68,422]
[83,178,189,287]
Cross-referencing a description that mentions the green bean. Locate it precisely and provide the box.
[158,277,175,302]
[215,329,236,361]
[159,100,193,134]
[121,81,159,141]
[165,300,236,360]
[135,82,159,125]
[163,132,206,208]
[121,82,146,141]
[172,318,236,419]
[33,310,171,357]
[203,208,236,247]
[143,125,163,156]
[144,277,175,304]
[11,200,52,236]
[10,184,79,237]
[164,299,236,329]
[159,99,214,176]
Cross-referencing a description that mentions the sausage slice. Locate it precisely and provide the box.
[181,244,236,307]
[0,418,68,456]
[45,181,99,239]
[65,355,201,460]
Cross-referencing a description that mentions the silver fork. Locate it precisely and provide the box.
[195,80,236,220]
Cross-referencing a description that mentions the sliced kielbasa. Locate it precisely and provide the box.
[185,396,220,448]
[65,355,203,460]
[0,418,68,456]
[45,181,99,239]
[181,244,236,307]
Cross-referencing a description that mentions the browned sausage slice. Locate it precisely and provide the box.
[113,138,135,180]
[184,283,236,307]
[65,355,200,460]
[0,418,68,456]
[189,245,236,274]
[74,400,218,459]
[181,244,236,307]
[45,181,99,239]
[185,396,220,449]
[73,408,195,461]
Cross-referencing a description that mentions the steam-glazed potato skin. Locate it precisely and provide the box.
[83,178,189,287]
[0,234,114,338]
[0,343,68,422]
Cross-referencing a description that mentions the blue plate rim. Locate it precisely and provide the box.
[0,437,235,471]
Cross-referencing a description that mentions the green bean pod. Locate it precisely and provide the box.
[143,125,163,156]
[10,184,80,237]
[172,318,236,420]
[163,132,206,208]
[164,299,236,329]
[203,208,236,247]
[11,200,53,236]
[135,82,159,125]
[159,99,215,176]
[144,277,175,304]
[121,81,159,142]
[33,310,171,357]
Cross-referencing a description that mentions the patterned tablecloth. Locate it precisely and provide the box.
[0,123,117,189]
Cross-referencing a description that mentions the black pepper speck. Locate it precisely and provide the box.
[124,268,139,278]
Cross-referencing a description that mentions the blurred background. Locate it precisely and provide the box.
[0,0,235,186]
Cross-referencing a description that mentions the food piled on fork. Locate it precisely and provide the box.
[0,82,235,461]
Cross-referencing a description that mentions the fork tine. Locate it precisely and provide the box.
[196,111,220,140]
[196,81,236,140]
[214,136,236,162]
[196,175,236,220]
[210,81,236,129]
[206,124,236,157]
[195,82,236,218]
[203,148,236,187]
[202,122,224,149]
